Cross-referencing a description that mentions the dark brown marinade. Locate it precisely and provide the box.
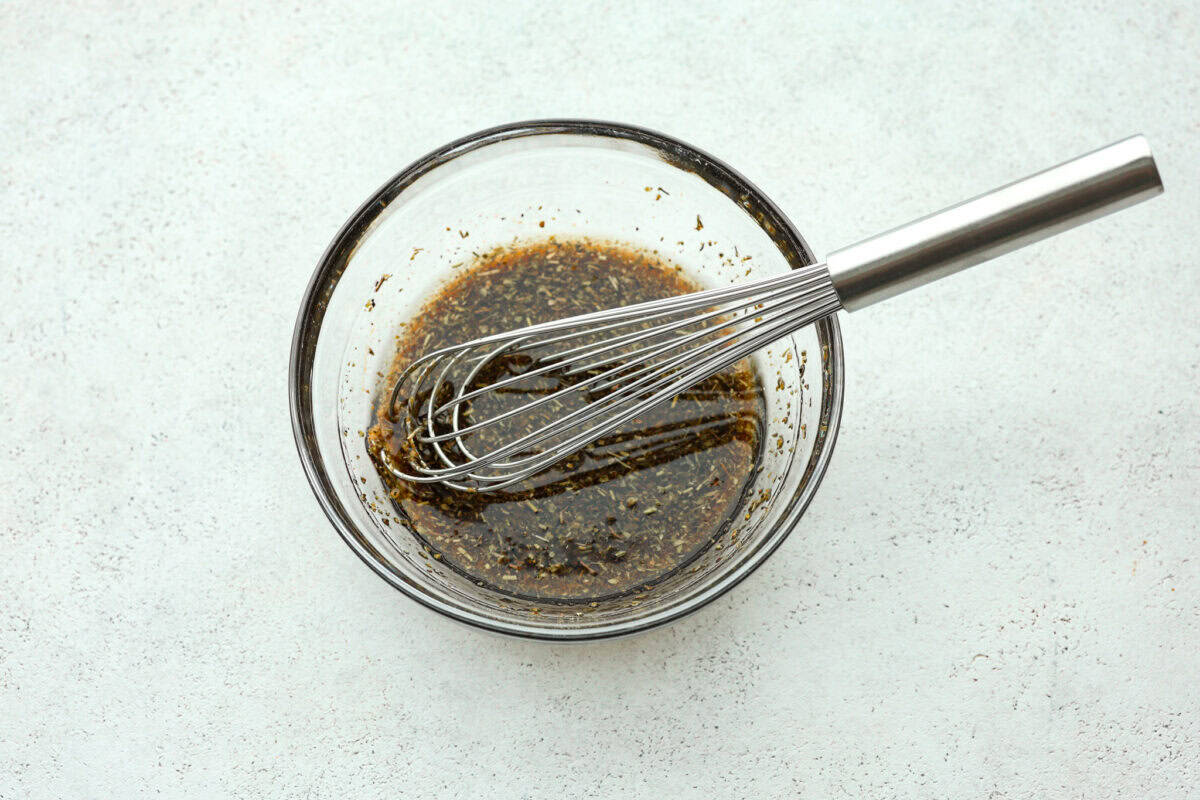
[367,239,764,602]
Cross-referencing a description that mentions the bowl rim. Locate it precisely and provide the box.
[289,118,845,640]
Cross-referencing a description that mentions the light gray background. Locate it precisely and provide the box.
[2,1,1197,797]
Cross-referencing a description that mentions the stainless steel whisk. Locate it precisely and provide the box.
[381,136,1162,492]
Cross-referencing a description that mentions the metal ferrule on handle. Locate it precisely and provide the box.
[826,135,1163,310]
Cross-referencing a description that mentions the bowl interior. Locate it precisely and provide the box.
[292,122,843,639]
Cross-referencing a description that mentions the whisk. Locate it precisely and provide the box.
[380,136,1162,492]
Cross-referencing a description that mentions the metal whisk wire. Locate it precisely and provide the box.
[382,263,841,491]
[377,135,1162,492]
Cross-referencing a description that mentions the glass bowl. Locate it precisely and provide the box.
[289,120,844,640]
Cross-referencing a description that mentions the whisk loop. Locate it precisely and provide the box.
[382,263,841,491]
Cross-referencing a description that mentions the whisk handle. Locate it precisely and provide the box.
[826,135,1163,311]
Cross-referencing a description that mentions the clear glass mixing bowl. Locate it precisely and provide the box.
[290,120,845,640]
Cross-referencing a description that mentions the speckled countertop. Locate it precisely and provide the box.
[2,1,1198,797]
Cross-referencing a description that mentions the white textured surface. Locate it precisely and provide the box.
[2,1,1198,796]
